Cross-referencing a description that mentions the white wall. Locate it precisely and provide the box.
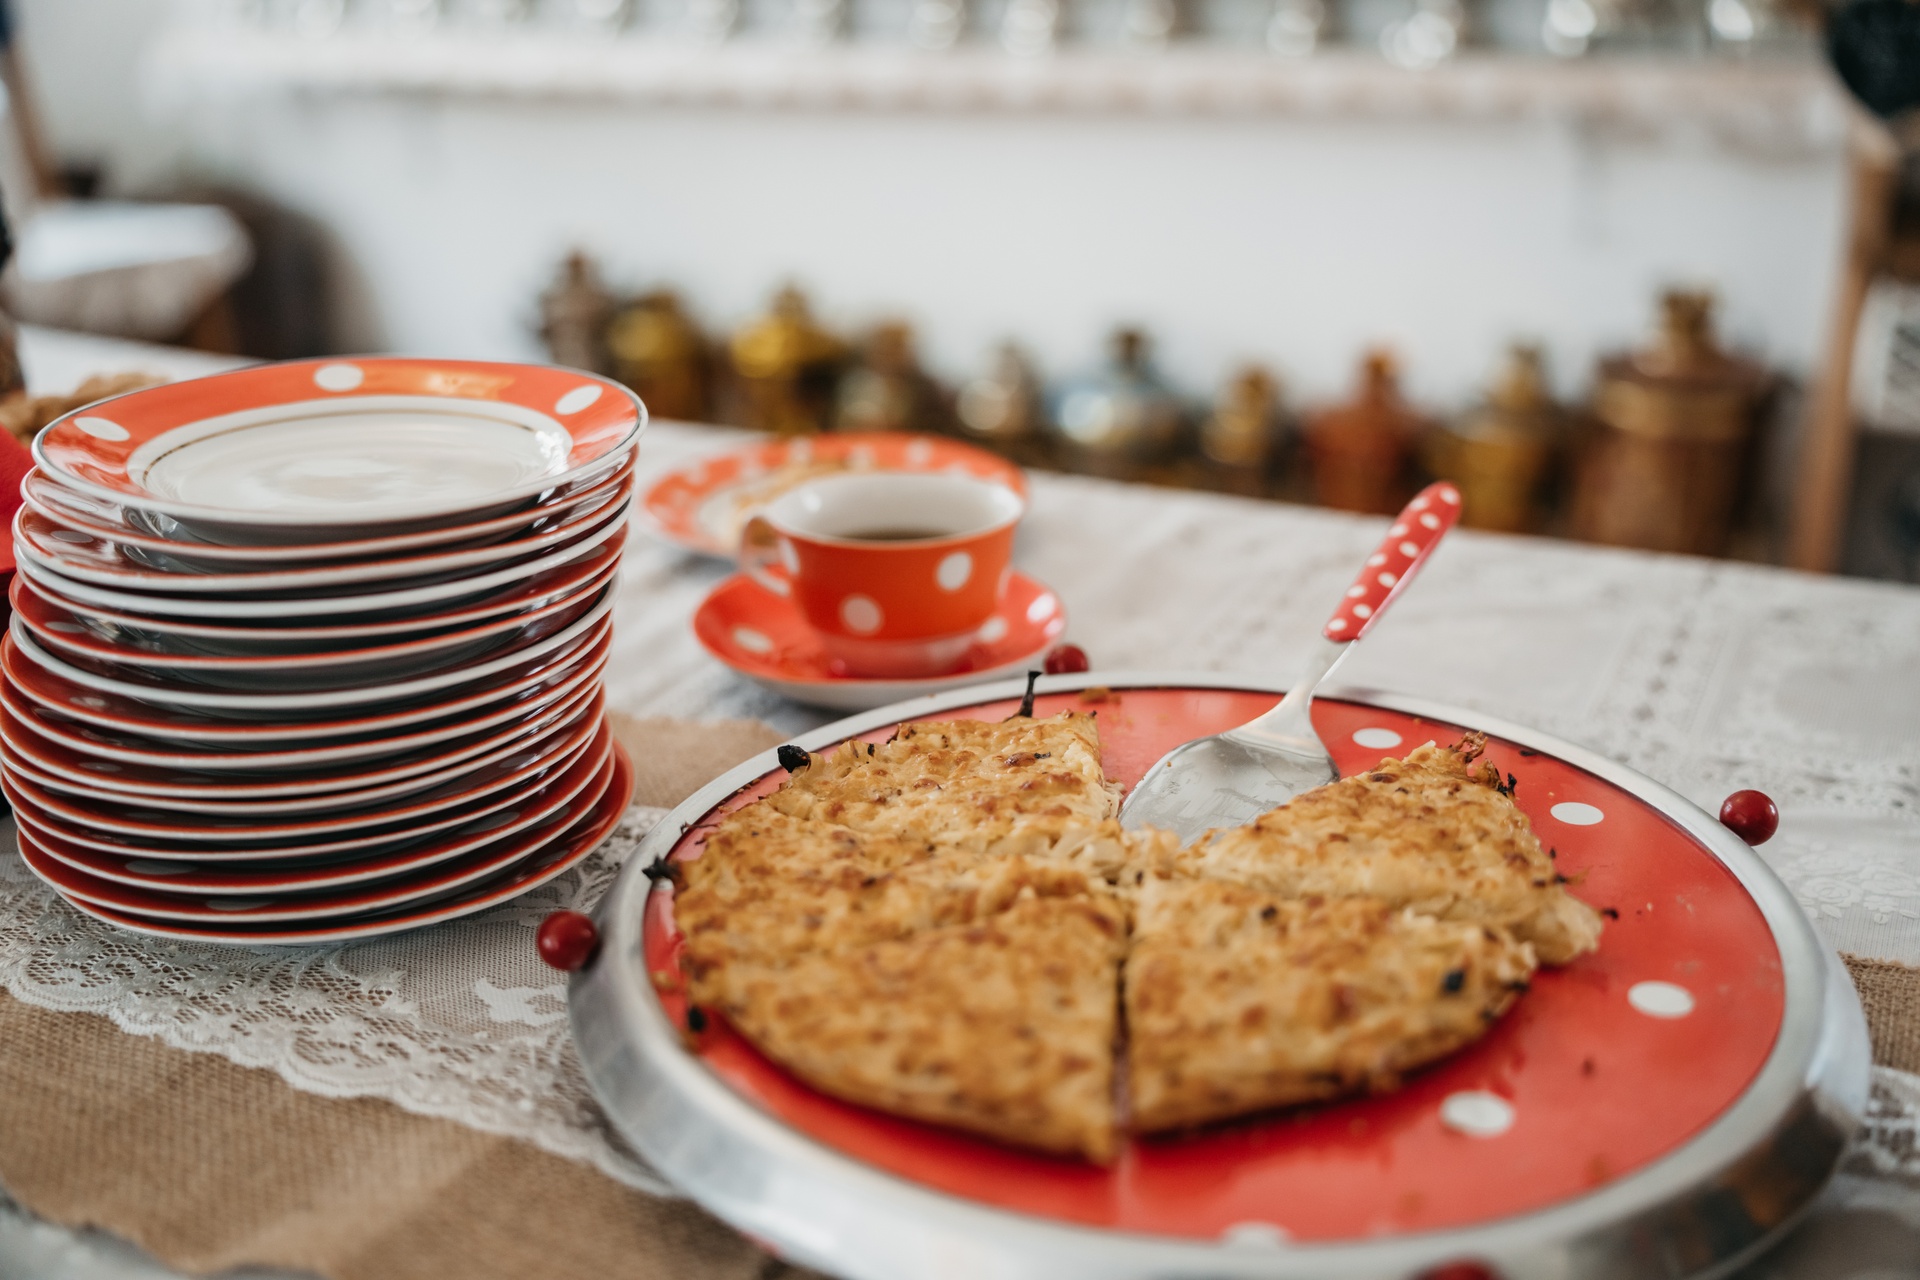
[14,1,1853,409]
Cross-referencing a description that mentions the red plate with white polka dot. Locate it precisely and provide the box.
[639,685,1794,1244]
[31,357,643,532]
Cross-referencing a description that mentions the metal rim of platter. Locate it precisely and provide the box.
[571,671,1872,1280]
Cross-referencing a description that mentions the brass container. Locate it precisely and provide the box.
[1303,350,1425,515]
[1425,344,1562,533]
[1570,291,1766,556]
[834,320,949,434]
[607,289,712,423]
[537,251,616,376]
[725,286,848,436]
[1200,364,1284,497]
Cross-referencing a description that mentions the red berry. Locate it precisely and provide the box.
[1044,643,1090,675]
[1416,1264,1501,1280]
[537,910,600,971]
[1719,790,1779,846]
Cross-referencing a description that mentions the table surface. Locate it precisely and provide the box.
[3,328,1917,1280]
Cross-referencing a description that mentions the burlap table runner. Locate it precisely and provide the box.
[0,712,1914,1280]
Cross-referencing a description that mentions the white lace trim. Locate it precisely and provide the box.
[0,807,674,1196]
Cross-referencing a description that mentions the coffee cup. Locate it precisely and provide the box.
[739,471,1025,678]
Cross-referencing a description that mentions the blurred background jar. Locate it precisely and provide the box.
[1051,327,1187,481]
[1200,364,1286,498]
[1303,349,1425,514]
[834,319,949,434]
[1570,290,1767,556]
[537,251,616,377]
[724,285,848,436]
[606,288,712,423]
[1423,344,1565,533]
[956,342,1045,463]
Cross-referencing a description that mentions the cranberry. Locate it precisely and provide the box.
[537,910,600,971]
[1719,790,1778,846]
[1044,644,1090,675]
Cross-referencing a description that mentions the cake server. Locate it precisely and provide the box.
[1118,481,1461,842]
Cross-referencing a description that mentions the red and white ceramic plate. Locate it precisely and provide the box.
[1,626,610,747]
[574,672,1868,1280]
[12,574,608,689]
[0,644,609,774]
[642,431,1027,558]
[13,545,619,655]
[32,358,644,536]
[37,742,636,945]
[12,480,632,593]
[20,731,612,896]
[9,598,611,713]
[0,704,604,841]
[13,518,629,623]
[4,730,601,863]
[693,570,1066,711]
[0,689,606,814]
[0,679,601,799]
[20,458,633,566]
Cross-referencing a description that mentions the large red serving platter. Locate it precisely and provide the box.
[640,686,1783,1243]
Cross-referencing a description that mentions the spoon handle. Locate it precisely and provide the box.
[1323,482,1462,643]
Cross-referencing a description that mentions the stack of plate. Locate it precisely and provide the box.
[1,357,645,945]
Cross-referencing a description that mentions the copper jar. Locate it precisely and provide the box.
[1303,350,1425,515]
[1570,291,1766,556]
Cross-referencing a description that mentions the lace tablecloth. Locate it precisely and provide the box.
[3,413,1918,1274]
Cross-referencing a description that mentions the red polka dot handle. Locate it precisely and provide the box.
[1323,482,1462,644]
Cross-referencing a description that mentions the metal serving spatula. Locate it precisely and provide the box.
[1119,481,1462,843]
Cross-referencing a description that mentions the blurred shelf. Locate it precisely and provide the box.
[150,26,1848,152]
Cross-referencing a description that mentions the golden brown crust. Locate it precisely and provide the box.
[1126,877,1537,1133]
[764,713,1120,847]
[713,896,1127,1161]
[1176,734,1604,965]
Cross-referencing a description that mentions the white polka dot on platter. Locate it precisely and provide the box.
[313,363,364,392]
[1353,727,1403,749]
[1551,801,1605,826]
[1377,571,1397,586]
[936,551,973,592]
[1026,592,1057,623]
[976,615,1009,643]
[75,416,129,442]
[1327,617,1349,632]
[1346,585,1366,598]
[1367,553,1387,567]
[731,626,774,654]
[840,595,883,634]
[1352,603,1372,618]
[1398,540,1420,557]
[1628,981,1695,1019]
[1438,487,1460,504]
[1389,523,1408,536]
[1220,1222,1290,1248]
[47,621,84,633]
[554,384,602,415]
[1440,1090,1515,1138]
[905,439,934,464]
[1419,512,1441,529]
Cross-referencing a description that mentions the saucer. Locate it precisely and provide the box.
[642,431,1027,558]
[693,570,1067,711]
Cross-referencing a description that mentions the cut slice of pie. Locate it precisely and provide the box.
[1176,733,1603,964]
[1126,876,1538,1134]
[712,894,1129,1162]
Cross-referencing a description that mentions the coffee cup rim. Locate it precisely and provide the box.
[760,471,1025,549]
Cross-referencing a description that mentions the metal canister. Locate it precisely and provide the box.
[724,286,848,436]
[1424,344,1562,533]
[1570,291,1767,556]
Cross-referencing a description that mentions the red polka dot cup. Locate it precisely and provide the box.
[739,472,1025,678]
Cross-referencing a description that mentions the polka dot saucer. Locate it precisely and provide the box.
[692,570,1067,710]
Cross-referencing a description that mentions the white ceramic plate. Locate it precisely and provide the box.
[0,645,610,774]
[12,545,620,654]
[32,357,645,534]
[7,598,612,713]
[21,458,633,565]
[12,518,629,622]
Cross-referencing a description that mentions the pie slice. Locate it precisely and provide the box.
[764,711,1120,848]
[711,894,1128,1162]
[1176,733,1604,964]
[1126,876,1537,1134]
